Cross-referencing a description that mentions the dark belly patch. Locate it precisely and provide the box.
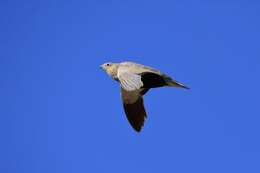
[141,72,167,88]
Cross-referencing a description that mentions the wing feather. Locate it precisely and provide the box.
[118,71,143,91]
[121,88,147,132]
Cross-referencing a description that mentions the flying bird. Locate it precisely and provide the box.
[100,61,189,132]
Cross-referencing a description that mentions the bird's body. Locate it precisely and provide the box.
[100,61,188,132]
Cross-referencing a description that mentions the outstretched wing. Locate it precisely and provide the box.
[121,88,147,132]
[118,71,143,91]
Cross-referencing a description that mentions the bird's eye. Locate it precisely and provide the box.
[106,63,110,66]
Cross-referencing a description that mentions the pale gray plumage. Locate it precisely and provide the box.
[118,72,143,91]
[100,61,189,132]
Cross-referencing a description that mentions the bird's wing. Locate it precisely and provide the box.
[121,87,147,132]
[118,70,143,91]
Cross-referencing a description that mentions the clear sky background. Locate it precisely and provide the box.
[1,0,260,172]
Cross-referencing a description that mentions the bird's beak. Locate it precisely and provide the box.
[100,65,103,69]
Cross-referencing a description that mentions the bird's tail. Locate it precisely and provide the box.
[164,75,190,89]
[167,80,189,89]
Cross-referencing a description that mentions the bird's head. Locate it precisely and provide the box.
[100,62,119,78]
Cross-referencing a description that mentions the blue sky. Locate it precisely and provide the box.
[1,0,260,172]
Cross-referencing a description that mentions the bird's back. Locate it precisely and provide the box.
[119,61,163,75]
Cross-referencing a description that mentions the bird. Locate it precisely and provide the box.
[100,61,189,132]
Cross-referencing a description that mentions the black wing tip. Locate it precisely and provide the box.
[132,125,143,132]
[128,117,145,132]
[131,124,143,133]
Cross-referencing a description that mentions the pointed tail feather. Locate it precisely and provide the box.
[162,74,189,89]
[167,79,190,89]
